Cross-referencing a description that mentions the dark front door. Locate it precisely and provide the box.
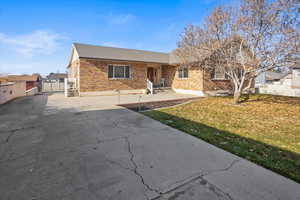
[147,67,154,82]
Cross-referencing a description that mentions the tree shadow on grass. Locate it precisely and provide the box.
[142,109,300,184]
[244,94,300,105]
[220,94,300,105]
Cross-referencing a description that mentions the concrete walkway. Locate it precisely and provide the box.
[0,93,299,200]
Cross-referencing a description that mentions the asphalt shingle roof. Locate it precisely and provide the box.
[7,75,40,82]
[73,43,170,64]
[265,71,286,81]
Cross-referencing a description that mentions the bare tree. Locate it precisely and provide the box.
[176,0,299,104]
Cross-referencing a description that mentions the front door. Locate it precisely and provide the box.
[147,67,154,82]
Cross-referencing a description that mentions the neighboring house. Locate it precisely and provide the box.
[67,43,231,96]
[0,74,39,104]
[6,74,42,91]
[0,77,9,84]
[0,81,26,104]
[255,71,286,87]
[258,68,300,97]
[42,73,67,92]
[45,73,67,83]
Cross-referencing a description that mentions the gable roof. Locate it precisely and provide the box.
[265,71,286,81]
[7,74,40,82]
[0,77,9,84]
[73,43,170,64]
[46,73,67,80]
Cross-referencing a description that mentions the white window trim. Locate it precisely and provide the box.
[212,68,229,80]
[108,64,132,80]
[178,67,189,79]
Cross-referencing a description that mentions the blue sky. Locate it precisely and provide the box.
[0,0,236,76]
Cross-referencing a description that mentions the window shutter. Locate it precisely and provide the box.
[108,65,114,78]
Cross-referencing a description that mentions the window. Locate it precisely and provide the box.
[178,67,188,79]
[108,65,130,79]
[214,68,225,79]
[211,68,229,80]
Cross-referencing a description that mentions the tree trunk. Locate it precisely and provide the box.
[233,91,241,104]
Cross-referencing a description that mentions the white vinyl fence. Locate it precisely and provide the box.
[42,80,65,92]
[259,79,300,97]
[259,84,300,97]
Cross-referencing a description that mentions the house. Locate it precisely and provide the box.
[255,71,286,87]
[258,67,300,97]
[67,43,232,96]
[42,73,67,92]
[0,77,9,84]
[6,74,42,91]
[0,81,26,104]
[45,73,67,83]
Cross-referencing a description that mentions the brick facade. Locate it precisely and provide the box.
[171,66,204,91]
[162,65,230,92]
[79,58,148,92]
[68,57,232,95]
[161,65,176,87]
[202,70,232,91]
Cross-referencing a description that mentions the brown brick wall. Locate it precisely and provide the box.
[79,58,148,92]
[162,65,204,91]
[77,58,232,93]
[202,69,232,91]
[161,65,176,87]
[162,65,232,92]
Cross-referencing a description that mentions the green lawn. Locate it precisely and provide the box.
[143,94,300,183]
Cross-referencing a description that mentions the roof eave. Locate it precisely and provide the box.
[78,56,170,65]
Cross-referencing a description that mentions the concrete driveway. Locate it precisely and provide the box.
[0,93,299,200]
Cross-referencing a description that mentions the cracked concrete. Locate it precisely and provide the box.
[2,126,40,144]
[124,136,161,199]
[0,93,299,200]
[155,176,234,200]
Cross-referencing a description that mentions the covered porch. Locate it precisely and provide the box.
[146,64,175,89]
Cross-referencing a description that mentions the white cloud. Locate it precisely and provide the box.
[101,13,136,25]
[0,60,66,76]
[0,30,67,57]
